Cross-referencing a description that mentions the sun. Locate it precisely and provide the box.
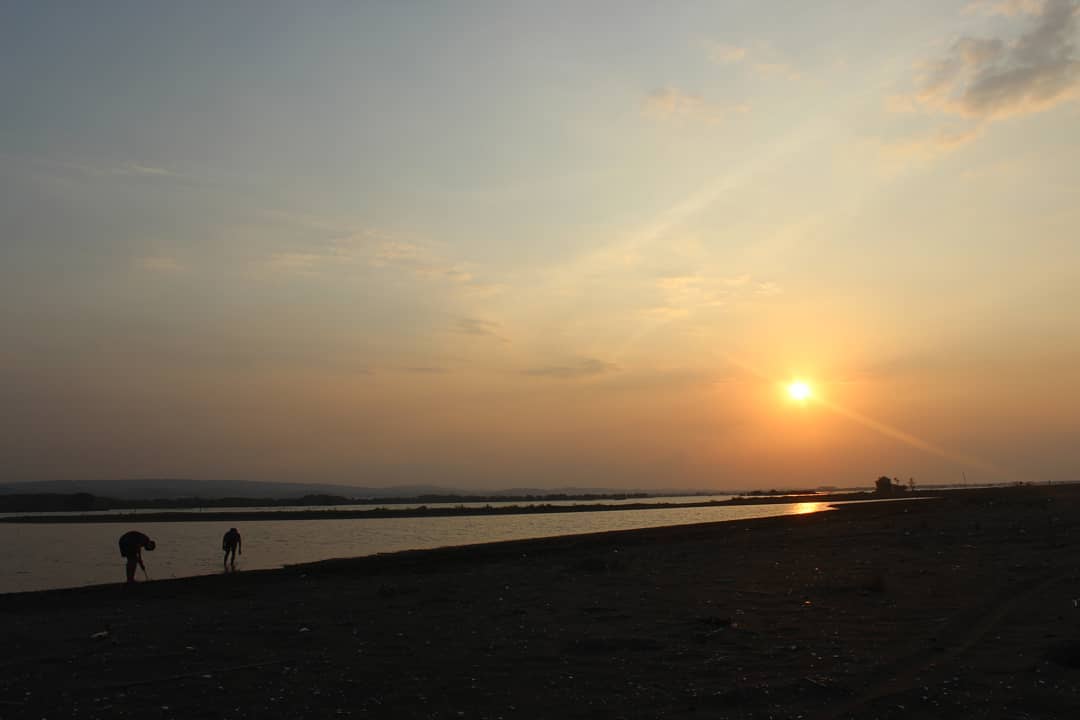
[787,381,812,402]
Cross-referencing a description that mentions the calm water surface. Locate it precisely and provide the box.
[0,500,833,594]
[0,494,744,519]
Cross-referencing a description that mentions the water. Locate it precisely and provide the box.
[0,500,832,594]
[0,494,744,519]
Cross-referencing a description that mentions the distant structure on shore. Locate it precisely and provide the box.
[874,476,912,497]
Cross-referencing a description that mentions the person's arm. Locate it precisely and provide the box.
[137,551,146,571]
[238,536,242,555]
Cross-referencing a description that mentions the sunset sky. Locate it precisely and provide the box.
[2,1,1078,490]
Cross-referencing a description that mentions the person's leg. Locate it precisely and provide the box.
[125,556,137,583]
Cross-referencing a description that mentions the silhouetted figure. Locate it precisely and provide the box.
[118,531,155,584]
[222,527,242,570]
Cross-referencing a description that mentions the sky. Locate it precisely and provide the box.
[2,0,1079,490]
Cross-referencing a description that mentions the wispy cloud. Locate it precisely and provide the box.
[523,357,618,379]
[257,228,502,295]
[880,125,985,162]
[964,0,1046,16]
[263,252,336,275]
[648,272,780,316]
[18,155,185,182]
[753,62,801,81]
[754,281,783,297]
[706,41,801,80]
[110,162,177,178]
[453,317,508,342]
[370,240,503,294]
[708,43,747,64]
[643,87,709,118]
[258,232,368,275]
[370,240,423,266]
[724,274,751,287]
[642,87,748,122]
[654,275,702,291]
[136,256,186,273]
[901,0,1080,121]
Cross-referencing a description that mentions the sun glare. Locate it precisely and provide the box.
[788,381,812,402]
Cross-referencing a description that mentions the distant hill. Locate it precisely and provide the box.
[0,479,458,500]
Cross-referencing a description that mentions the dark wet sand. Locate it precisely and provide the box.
[2,485,1079,719]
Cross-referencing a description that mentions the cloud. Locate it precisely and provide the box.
[259,234,368,274]
[523,357,618,379]
[453,317,507,342]
[18,155,187,184]
[369,239,503,293]
[263,252,332,274]
[649,272,779,316]
[458,281,508,299]
[964,0,1046,15]
[371,240,422,265]
[754,281,783,297]
[723,274,752,287]
[642,88,747,122]
[111,162,177,178]
[643,306,691,320]
[753,62,802,81]
[905,0,1080,120]
[879,125,985,162]
[258,230,501,294]
[706,42,801,80]
[643,87,708,117]
[708,43,747,64]
[655,275,702,291]
[884,0,1078,163]
[136,256,185,273]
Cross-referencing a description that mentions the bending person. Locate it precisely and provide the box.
[118,530,156,584]
[222,527,242,570]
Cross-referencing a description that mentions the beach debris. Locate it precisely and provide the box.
[90,631,109,640]
[299,626,311,633]
[801,675,835,690]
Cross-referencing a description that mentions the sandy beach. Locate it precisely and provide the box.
[2,484,1079,719]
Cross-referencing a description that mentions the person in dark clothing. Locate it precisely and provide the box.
[118,531,155,584]
[222,527,242,570]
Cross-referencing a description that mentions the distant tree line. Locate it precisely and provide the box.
[742,488,812,496]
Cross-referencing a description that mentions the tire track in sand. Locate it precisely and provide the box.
[811,571,1063,720]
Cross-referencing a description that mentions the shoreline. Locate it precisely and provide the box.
[0,496,859,602]
[0,490,886,524]
[3,484,1079,718]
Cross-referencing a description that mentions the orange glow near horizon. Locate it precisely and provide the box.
[722,351,1008,479]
